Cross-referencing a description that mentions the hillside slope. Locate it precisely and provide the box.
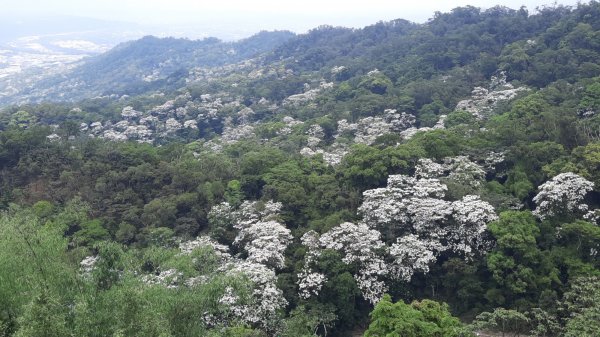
[1,2,600,337]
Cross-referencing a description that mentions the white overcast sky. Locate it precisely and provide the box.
[2,0,588,34]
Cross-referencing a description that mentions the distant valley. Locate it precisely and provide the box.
[0,15,296,106]
[0,15,147,103]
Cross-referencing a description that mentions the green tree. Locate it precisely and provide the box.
[562,277,600,337]
[225,180,244,207]
[73,219,110,246]
[8,111,37,129]
[0,208,77,335]
[365,295,471,337]
[14,291,70,337]
[281,305,337,337]
[471,308,530,337]
[486,211,560,307]
[32,200,54,219]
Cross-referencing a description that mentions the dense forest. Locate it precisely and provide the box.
[1,2,600,336]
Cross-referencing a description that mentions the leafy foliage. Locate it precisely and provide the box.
[1,2,600,336]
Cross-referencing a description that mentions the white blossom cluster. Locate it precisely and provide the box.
[220,124,256,144]
[79,255,99,280]
[483,151,506,172]
[208,200,292,270]
[331,65,346,74]
[207,202,235,228]
[399,115,447,140]
[282,116,304,127]
[414,156,487,187]
[301,109,416,166]
[299,143,349,166]
[231,200,283,229]
[282,81,333,106]
[237,107,255,124]
[164,118,183,133]
[533,172,595,220]
[231,201,291,270]
[90,121,103,133]
[149,99,175,115]
[297,171,496,303]
[388,235,439,281]
[359,174,497,257]
[449,195,497,255]
[179,236,231,261]
[255,97,279,112]
[150,234,289,329]
[296,231,326,299]
[283,88,321,106]
[101,129,129,141]
[235,220,292,269]
[414,158,446,179]
[319,223,386,265]
[297,170,497,304]
[445,156,487,187]
[121,106,142,119]
[298,223,388,304]
[584,209,600,225]
[297,269,326,299]
[141,268,183,289]
[46,133,61,142]
[455,73,529,119]
[334,109,416,145]
[219,261,288,328]
[78,91,237,144]
[277,116,304,136]
[183,120,198,129]
[359,175,449,237]
[366,69,381,76]
[306,124,325,147]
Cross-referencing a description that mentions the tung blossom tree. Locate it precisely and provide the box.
[209,200,292,270]
[235,220,292,269]
[359,174,496,256]
[115,200,294,331]
[388,234,440,282]
[298,223,387,304]
[219,261,288,329]
[414,156,486,187]
[299,171,498,304]
[179,236,289,330]
[533,172,595,221]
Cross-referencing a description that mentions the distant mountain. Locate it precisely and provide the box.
[3,3,599,108]
[0,30,295,105]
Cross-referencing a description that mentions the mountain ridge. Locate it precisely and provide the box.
[0,30,296,106]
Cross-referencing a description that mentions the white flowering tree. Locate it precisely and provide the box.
[445,156,487,188]
[209,200,292,270]
[414,156,486,188]
[298,223,388,304]
[359,174,496,255]
[219,261,288,330]
[234,220,292,269]
[388,235,440,282]
[147,235,289,331]
[299,171,498,305]
[533,172,595,221]
[125,199,294,331]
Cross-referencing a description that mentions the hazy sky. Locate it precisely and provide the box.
[2,0,587,36]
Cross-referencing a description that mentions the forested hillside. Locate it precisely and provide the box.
[1,2,600,336]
